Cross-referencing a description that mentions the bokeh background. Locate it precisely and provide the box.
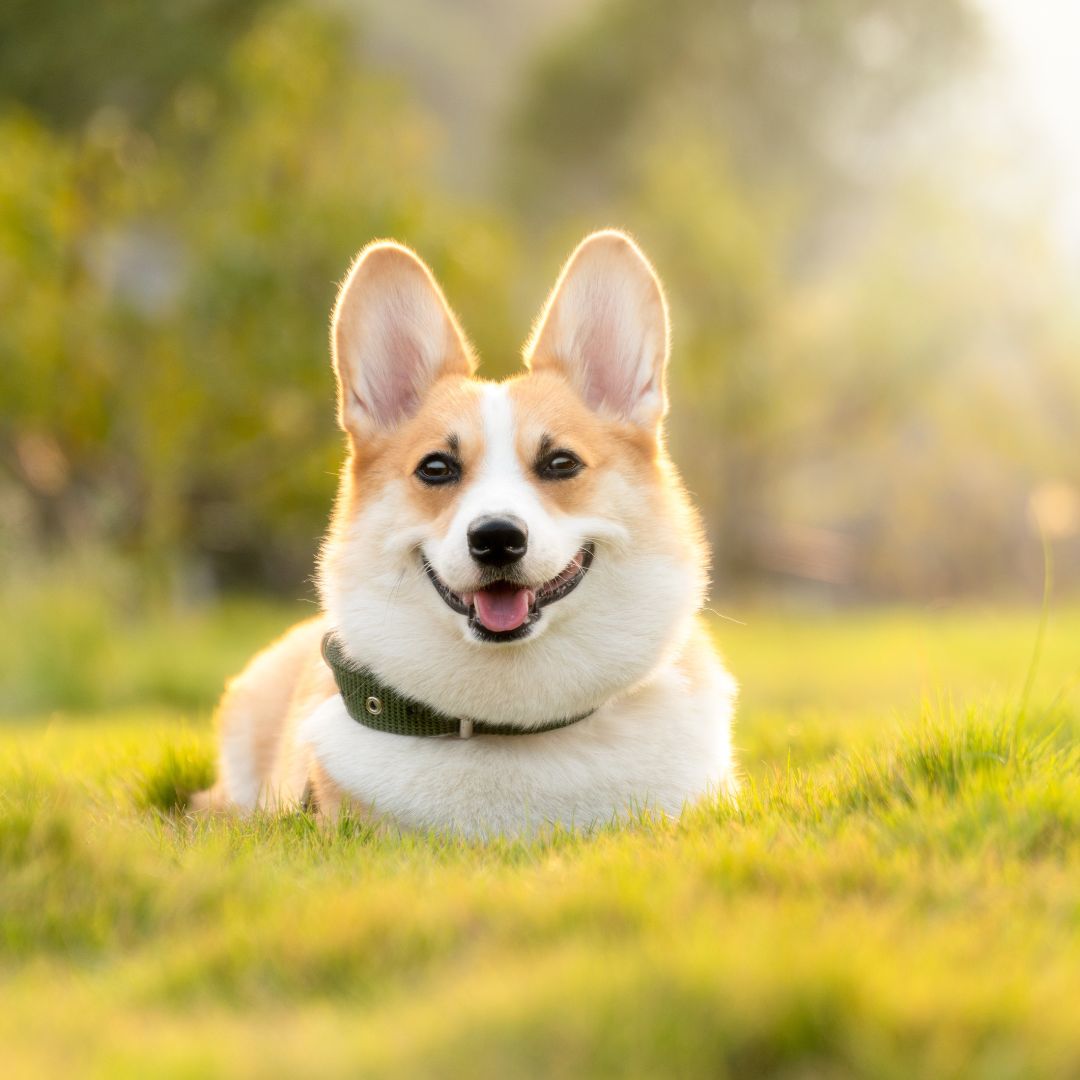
[2,0,1079,715]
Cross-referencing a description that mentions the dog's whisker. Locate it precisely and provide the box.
[704,607,747,627]
[382,568,410,626]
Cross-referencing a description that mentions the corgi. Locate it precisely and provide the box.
[194,230,737,836]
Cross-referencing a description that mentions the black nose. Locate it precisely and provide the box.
[467,516,528,568]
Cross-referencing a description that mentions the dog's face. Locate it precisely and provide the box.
[319,231,708,726]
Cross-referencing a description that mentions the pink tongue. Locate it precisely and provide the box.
[474,586,533,633]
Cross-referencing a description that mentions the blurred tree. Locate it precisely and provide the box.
[0,3,514,597]
[507,0,981,226]
[2,0,1078,602]
[505,0,1058,596]
[0,0,271,129]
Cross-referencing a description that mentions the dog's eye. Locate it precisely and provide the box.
[415,453,461,485]
[538,450,584,480]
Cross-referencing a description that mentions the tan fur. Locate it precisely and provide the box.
[192,616,331,813]
[307,759,352,822]
[508,369,706,578]
[347,377,486,527]
[336,370,689,552]
[507,370,669,519]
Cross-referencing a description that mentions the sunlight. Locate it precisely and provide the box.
[978,0,1080,256]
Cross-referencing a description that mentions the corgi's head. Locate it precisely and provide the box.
[319,230,708,726]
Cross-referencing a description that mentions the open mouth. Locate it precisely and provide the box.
[423,543,595,642]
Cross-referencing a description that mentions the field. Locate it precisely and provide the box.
[2,600,1079,1077]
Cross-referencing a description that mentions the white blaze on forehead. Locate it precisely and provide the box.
[478,383,525,492]
[440,382,531,534]
[453,382,542,527]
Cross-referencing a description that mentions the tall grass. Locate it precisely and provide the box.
[1,600,1078,1076]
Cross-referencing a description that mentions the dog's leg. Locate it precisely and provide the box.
[193,616,327,813]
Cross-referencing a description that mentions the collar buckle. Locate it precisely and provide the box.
[458,717,474,739]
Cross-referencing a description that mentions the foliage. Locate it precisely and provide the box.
[507,0,981,217]
[2,607,1079,1075]
[0,2,515,593]
[508,0,1080,595]
[0,552,293,714]
[1,0,1079,602]
[0,0,271,129]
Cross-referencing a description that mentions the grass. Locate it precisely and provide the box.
[2,596,1080,1077]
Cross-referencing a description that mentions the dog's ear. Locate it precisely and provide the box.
[525,230,669,428]
[332,242,475,437]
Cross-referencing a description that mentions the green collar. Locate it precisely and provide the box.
[321,633,594,738]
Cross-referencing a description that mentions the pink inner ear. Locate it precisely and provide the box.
[366,321,427,423]
[577,297,646,417]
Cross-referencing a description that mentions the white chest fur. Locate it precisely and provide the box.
[297,651,736,837]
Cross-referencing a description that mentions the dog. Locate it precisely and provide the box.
[193,230,737,835]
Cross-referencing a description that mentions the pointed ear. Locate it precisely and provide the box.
[331,241,475,437]
[525,230,670,428]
